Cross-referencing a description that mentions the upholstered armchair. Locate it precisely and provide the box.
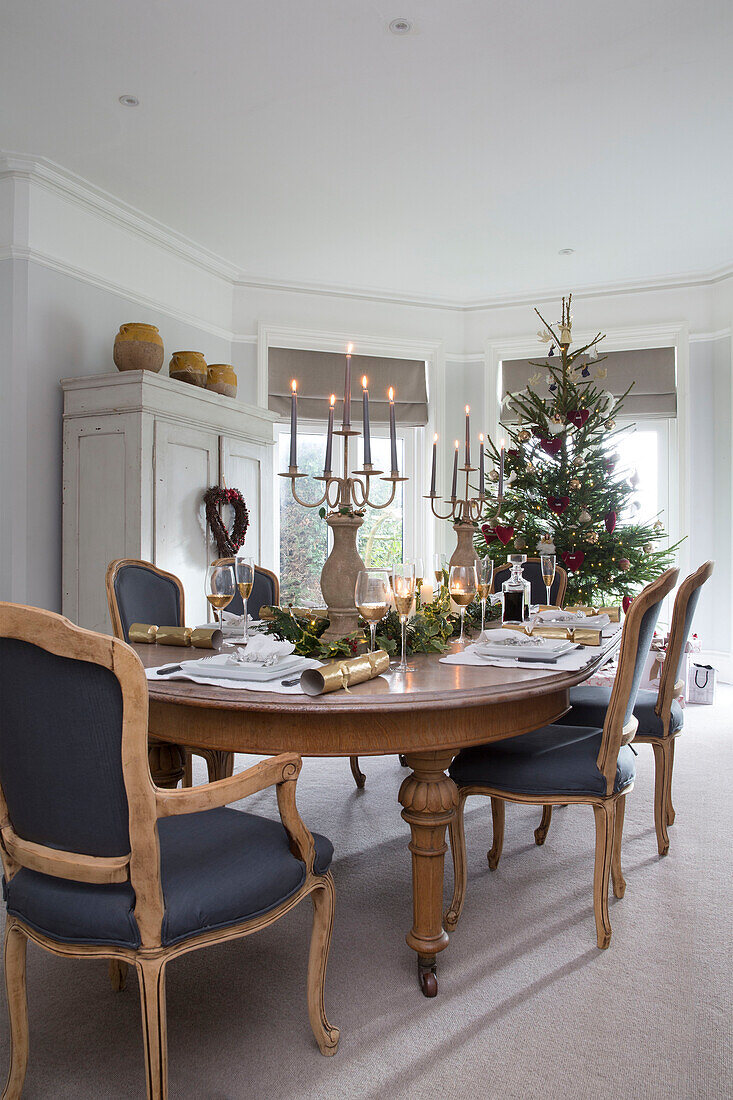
[491,556,568,606]
[445,568,678,949]
[212,557,280,620]
[0,603,338,1100]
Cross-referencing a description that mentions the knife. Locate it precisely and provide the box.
[156,664,182,675]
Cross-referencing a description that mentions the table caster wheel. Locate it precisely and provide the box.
[418,958,438,997]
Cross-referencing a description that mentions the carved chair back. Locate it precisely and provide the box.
[656,561,714,724]
[0,603,164,946]
[491,557,568,607]
[106,558,185,641]
[596,568,679,793]
[212,558,280,619]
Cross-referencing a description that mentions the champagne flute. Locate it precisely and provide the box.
[433,553,445,588]
[541,553,556,607]
[414,557,425,609]
[234,555,255,643]
[477,557,494,638]
[205,562,235,635]
[355,570,390,653]
[449,564,477,646]
[391,561,416,673]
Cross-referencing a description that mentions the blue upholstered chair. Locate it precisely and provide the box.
[541,561,713,856]
[0,603,339,1100]
[106,558,232,786]
[444,568,679,948]
[491,556,568,607]
[213,557,280,619]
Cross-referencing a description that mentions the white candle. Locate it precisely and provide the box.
[419,580,434,605]
[430,433,438,494]
[289,379,298,468]
[362,375,372,465]
[389,386,398,473]
[451,440,459,498]
[343,343,353,428]
[479,432,485,489]
[465,405,471,467]
[498,439,505,498]
[324,393,335,475]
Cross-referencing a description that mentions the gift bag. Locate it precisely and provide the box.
[686,663,716,705]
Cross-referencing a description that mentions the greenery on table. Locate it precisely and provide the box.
[474,293,680,604]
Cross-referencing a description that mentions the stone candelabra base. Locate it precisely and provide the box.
[449,521,480,570]
[319,513,366,639]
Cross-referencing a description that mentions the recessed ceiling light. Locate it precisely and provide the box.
[388,18,413,34]
[558,248,575,256]
[118,94,139,107]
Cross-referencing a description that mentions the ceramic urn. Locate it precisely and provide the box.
[169,351,208,387]
[113,323,164,373]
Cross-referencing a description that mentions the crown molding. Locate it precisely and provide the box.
[688,327,731,343]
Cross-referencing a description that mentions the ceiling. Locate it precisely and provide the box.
[2,0,732,304]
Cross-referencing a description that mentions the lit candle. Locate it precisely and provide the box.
[362,376,372,465]
[465,405,471,467]
[479,432,485,488]
[289,379,298,468]
[430,433,438,494]
[498,439,505,498]
[419,580,434,606]
[343,343,353,428]
[451,440,459,498]
[324,393,335,475]
[389,386,398,474]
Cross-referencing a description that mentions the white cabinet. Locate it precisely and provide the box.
[62,371,277,632]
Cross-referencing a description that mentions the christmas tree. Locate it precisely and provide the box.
[477,294,678,605]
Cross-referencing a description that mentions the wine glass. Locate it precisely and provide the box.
[234,555,255,643]
[449,564,477,645]
[355,570,390,652]
[414,557,425,609]
[205,562,235,634]
[541,553,556,607]
[477,557,494,638]
[391,561,416,673]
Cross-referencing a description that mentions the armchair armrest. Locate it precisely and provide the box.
[155,751,317,873]
[155,753,302,817]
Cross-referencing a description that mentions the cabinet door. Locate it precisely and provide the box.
[154,420,219,625]
[220,435,275,569]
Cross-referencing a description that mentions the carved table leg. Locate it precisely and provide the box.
[148,741,186,789]
[349,755,366,789]
[399,750,458,997]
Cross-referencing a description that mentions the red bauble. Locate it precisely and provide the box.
[604,510,617,533]
[547,495,570,513]
[494,525,515,546]
[567,409,590,429]
[540,438,562,456]
[604,457,616,473]
[618,558,631,572]
[562,550,585,572]
[622,595,634,614]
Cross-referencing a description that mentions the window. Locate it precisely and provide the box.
[275,423,419,606]
[615,418,673,535]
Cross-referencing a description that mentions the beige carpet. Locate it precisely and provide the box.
[2,688,732,1099]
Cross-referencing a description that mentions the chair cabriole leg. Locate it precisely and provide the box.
[611,794,627,899]
[488,797,505,870]
[444,792,467,931]
[136,957,168,1100]
[651,741,671,856]
[592,802,614,948]
[534,805,553,846]
[2,920,29,1100]
[349,755,366,789]
[665,738,676,826]
[307,875,340,1056]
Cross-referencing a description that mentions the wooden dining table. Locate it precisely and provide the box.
[136,635,620,997]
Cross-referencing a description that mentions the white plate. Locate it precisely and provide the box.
[474,638,577,660]
[179,654,308,682]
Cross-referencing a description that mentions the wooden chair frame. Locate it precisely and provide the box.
[0,604,338,1100]
[490,556,568,607]
[106,558,226,786]
[445,568,679,949]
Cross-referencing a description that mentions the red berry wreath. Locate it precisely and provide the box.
[204,486,250,557]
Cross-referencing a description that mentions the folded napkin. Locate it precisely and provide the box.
[441,642,598,673]
[145,656,321,694]
[221,610,256,626]
[228,634,295,665]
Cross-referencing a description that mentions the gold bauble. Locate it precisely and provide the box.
[572,455,583,466]
[514,536,527,550]
[489,469,500,483]
[517,429,530,443]
[586,531,599,544]
[525,462,534,474]
[605,418,616,430]
[515,511,526,524]
[643,542,653,554]
[570,477,581,490]
[653,520,664,532]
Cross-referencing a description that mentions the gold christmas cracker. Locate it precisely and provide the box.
[128,623,158,644]
[188,627,223,650]
[128,624,222,649]
[155,626,193,646]
[565,604,621,623]
[504,623,603,647]
[300,650,390,696]
[259,605,329,622]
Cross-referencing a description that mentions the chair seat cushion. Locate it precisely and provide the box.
[449,724,635,797]
[4,808,333,949]
[562,686,684,738]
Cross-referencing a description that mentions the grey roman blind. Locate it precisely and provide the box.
[268,348,428,425]
[501,347,677,422]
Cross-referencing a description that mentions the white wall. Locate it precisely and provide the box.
[1,152,731,668]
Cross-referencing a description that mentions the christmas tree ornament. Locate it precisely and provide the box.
[581,363,591,377]
[567,408,590,429]
[537,329,552,343]
[595,367,608,380]
[653,519,664,532]
[547,415,565,435]
[629,500,641,515]
[481,524,498,544]
[528,372,542,386]
[569,477,581,490]
[618,558,631,572]
[588,341,600,360]
[605,417,616,430]
[562,550,585,571]
[514,536,527,550]
[507,470,517,485]
[548,495,570,514]
[586,531,599,544]
[630,470,640,487]
[604,510,617,533]
[515,511,526,524]
[559,325,572,346]
[489,469,500,482]
[540,438,562,456]
[517,428,530,443]
[622,595,634,613]
[572,455,583,466]
[494,525,515,547]
[537,534,556,554]
[579,507,592,524]
[525,462,535,473]
[643,543,653,554]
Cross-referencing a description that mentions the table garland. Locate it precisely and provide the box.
[261,576,501,660]
[204,486,249,557]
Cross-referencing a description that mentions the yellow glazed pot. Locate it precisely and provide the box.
[206,364,238,398]
[169,351,207,387]
[113,323,164,373]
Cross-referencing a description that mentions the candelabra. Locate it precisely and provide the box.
[280,366,407,638]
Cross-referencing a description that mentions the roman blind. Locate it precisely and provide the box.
[501,347,677,421]
[268,349,428,425]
